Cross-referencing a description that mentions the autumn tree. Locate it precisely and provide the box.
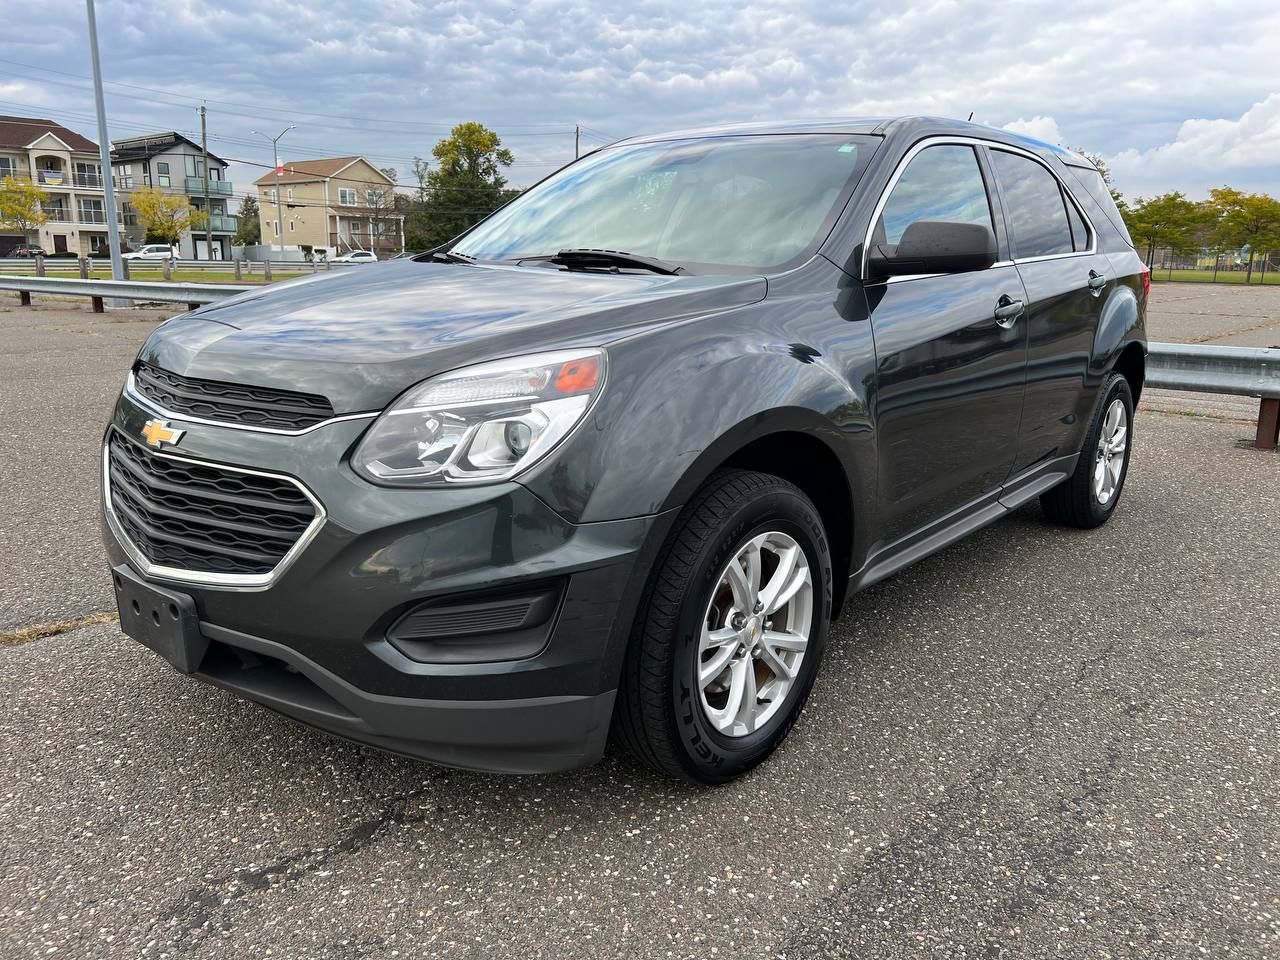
[1125,192,1212,267]
[0,175,48,248]
[407,122,516,249]
[1206,187,1280,282]
[232,193,260,246]
[129,185,207,246]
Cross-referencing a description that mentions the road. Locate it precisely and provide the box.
[1,284,1277,958]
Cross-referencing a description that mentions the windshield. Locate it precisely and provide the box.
[451,134,877,274]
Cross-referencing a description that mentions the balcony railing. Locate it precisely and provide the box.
[36,170,66,186]
[73,173,104,189]
[204,216,237,232]
[184,177,232,196]
[77,209,108,224]
[41,205,72,221]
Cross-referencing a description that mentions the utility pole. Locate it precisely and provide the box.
[251,125,295,255]
[85,0,123,282]
[575,124,580,159]
[200,105,211,260]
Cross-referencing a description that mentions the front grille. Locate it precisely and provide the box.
[133,361,335,431]
[106,431,318,576]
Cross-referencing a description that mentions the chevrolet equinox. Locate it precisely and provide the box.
[103,117,1147,783]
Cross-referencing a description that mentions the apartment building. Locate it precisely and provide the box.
[0,114,121,256]
[254,156,403,256]
[111,132,236,259]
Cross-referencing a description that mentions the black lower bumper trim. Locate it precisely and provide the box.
[193,622,615,774]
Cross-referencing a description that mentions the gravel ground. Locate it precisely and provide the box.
[0,285,1278,959]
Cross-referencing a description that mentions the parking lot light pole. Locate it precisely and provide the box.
[85,0,124,283]
[251,126,296,256]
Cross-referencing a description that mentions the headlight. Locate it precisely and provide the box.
[352,349,605,486]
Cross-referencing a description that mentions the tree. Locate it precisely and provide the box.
[407,122,515,250]
[129,186,207,246]
[1206,187,1280,283]
[0,175,48,246]
[1124,192,1212,267]
[232,194,260,246]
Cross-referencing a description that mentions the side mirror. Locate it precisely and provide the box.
[868,220,996,278]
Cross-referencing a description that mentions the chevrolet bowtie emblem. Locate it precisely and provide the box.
[141,419,184,449]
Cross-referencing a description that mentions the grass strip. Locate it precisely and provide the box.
[0,611,119,647]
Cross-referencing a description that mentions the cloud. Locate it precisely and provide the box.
[1107,94,1280,196]
[1003,116,1065,146]
[0,0,1276,203]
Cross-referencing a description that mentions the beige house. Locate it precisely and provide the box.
[0,114,122,256]
[254,156,403,257]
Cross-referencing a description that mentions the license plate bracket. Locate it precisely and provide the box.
[112,564,208,673]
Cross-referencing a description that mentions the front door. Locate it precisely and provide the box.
[53,234,67,254]
[866,142,1029,545]
[987,147,1111,474]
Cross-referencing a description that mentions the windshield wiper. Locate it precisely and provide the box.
[424,248,476,264]
[522,248,688,276]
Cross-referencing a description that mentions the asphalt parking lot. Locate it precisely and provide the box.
[1,283,1277,958]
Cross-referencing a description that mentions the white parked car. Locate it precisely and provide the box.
[332,250,378,263]
[122,244,179,261]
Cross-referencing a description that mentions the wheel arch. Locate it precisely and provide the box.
[658,408,861,619]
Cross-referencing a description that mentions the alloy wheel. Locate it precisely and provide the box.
[1093,398,1128,505]
[697,531,814,737]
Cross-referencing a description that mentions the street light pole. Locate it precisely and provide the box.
[251,125,295,255]
[85,0,123,281]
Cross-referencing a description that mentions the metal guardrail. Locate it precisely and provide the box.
[0,275,251,308]
[1146,342,1280,449]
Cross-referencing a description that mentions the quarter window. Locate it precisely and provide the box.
[1064,193,1090,252]
[990,151,1074,258]
[877,145,994,247]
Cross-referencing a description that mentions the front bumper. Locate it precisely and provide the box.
[103,389,670,773]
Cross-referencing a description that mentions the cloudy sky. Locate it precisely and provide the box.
[2,0,1277,207]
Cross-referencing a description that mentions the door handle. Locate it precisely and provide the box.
[1087,269,1107,292]
[993,295,1024,328]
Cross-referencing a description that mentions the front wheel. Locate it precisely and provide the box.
[1040,371,1134,528]
[615,469,832,784]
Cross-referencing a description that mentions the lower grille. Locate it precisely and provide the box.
[105,430,319,579]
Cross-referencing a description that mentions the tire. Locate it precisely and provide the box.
[615,469,832,784]
[1040,371,1134,529]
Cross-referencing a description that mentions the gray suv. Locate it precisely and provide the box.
[103,117,1146,783]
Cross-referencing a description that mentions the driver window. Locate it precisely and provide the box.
[877,145,994,247]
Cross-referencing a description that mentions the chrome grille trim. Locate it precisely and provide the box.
[102,429,327,590]
[124,371,377,436]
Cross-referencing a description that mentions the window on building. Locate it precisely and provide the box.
[339,187,357,205]
[73,161,101,188]
[287,188,293,201]
[367,189,384,207]
[78,198,105,224]
[156,161,170,187]
[351,220,363,233]
[272,220,280,237]
[184,156,206,178]
[289,220,295,232]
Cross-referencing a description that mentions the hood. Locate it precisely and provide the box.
[140,259,766,413]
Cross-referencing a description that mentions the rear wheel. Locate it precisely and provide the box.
[615,469,832,784]
[1040,372,1134,528]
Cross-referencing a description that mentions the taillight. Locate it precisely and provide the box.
[1141,265,1150,301]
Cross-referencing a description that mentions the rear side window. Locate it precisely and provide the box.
[878,145,994,246]
[1066,165,1134,247]
[990,150,1073,259]
[1064,195,1090,252]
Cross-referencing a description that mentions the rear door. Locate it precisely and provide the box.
[987,147,1111,474]
[866,142,1029,544]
